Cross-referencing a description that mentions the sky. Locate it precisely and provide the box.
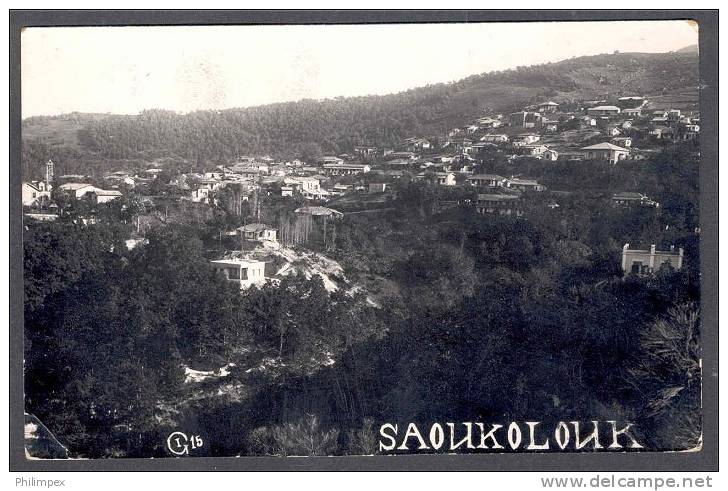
[21,21,698,118]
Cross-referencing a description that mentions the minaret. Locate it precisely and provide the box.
[44,159,54,187]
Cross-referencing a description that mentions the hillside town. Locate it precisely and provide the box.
[23,94,696,280]
[19,18,707,460]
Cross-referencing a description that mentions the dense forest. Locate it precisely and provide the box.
[24,142,701,457]
[21,49,698,180]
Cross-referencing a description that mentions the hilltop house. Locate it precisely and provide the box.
[476,194,523,216]
[294,206,344,219]
[617,96,645,106]
[621,244,684,275]
[353,145,378,157]
[611,136,632,148]
[239,223,278,242]
[317,156,344,166]
[587,105,621,116]
[93,190,122,204]
[322,163,371,176]
[230,161,269,175]
[512,133,541,146]
[542,149,559,161]
[331,184,354,195]
[390,151,417,160]
[282,176,321,196]
[190,187,212,203]
[448,137,473,154]
[543,120,559,133]
[211,258,266,289]
[522,144,549,157]
[477,117,502,129]
[480,134,509,144]
[402,137,431,151]
[509,111,543,129]
[538,101,559,114]
[434,172,456,186]
[466,174,507,188]
[506,178,545,192]
[580,142,630,163]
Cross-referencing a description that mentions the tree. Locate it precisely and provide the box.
[624,303,701,450]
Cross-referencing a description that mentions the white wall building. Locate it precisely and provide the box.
[211,259,266,289]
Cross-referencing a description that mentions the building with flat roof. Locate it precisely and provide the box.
[621,244,684,275]
[211,258,266,289]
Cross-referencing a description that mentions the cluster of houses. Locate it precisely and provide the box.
[344,95,698,168]
[21,93,691,218]
[22,91,695,281]
[22,160,128,221]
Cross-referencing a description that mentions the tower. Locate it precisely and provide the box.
[44,160,54,186]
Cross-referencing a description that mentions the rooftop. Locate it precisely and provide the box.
[613,192,647,199]
[211,258,266,267]
[477,194,520,201]
[581,142,629,151]
[588,105,621,111]
[468,174,506,180]
[239,223,275,232]
[294,206,344,217]
[59,182,94,190]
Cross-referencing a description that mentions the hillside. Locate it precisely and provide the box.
[22,50,698,179]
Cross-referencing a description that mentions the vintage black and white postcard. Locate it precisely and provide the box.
[10,10,718,472]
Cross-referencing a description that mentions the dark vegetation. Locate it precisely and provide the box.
[24,139,701,456]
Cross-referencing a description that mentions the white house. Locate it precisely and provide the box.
[621,244,683,275]
[322,163,371,176]
[59,182,101,199]
[538,101,559,113]
[480,134,509,143]
[466,174,507,188]
[581,142,630,163]
[93,190,122,204]
[22,181,52,206]
[435,172,456,186]
[190,187,212,203]
[586,105,621,116]
[513,133,541,145]
[282,176,321,196]
[611,136,632,148]
[239,223,278,242]
[522,144,548,157]
[506,178,545,192]
[211,258,266,289]
[623,108,642,117]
